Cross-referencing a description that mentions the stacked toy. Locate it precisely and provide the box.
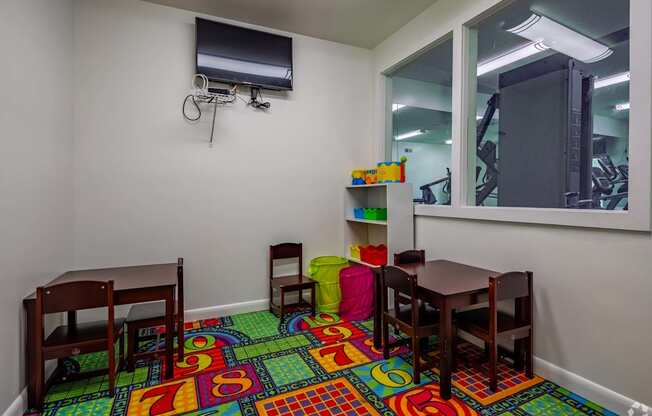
[351,158,406,185]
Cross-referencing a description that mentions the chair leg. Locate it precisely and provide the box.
[108,338,116,397]
[526,331,533,378]
[310,286,316,317]
[119,332,125,370]
[298,289,303,307]
[269,283,274,314]
[127,324,136,372]
[280,289,285,320]
[412,335,421,385]
[382,317,390,360]
[36,356,45,411]
[451,327,458,371]
[488,341,498,392]
[177,320,185,361]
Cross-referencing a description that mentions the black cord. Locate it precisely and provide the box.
[248,87,270,110]
[182,95,201,121]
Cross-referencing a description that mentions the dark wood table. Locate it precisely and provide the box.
[23,263,180,409]
[372,259,498,400]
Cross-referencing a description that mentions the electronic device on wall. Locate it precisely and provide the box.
[196,17,293,91]
[182,18,292,145]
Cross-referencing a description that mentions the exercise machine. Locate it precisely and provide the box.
[414,168,451,205]
[476,55,598,209]
[476,95,499,206]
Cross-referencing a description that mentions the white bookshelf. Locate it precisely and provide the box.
[344,183,414,267]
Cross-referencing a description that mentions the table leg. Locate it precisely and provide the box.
[164,288,174,379]
[439,299,453,400]
[67,310,77,329]
[373,270,382,350]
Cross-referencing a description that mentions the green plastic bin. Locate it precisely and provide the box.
[363,208,387,221]
[308,256,349,313]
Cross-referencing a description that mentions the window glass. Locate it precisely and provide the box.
[469,0,629,210]
[387,37,454,205]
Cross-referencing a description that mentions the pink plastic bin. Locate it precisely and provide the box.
[339,266,374,321]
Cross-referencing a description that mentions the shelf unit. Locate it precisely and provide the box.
[345,217,387,226]
[344,183,414,267]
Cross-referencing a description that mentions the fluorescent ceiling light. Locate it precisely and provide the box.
[615,102,630,111]
[477,41,549,76]
[395,129,426,141]
[392,104,406,112]
[508,14,613,63]
[445,140,453,145]
[594,72,630,89]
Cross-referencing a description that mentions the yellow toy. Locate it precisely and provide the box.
[349,244,361,259]
[377,161,401,183]
[365,169,378,184]
[351,169,366,185]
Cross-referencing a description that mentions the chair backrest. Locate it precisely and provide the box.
[488,271,533,332]
[394,250,425,266]
[381,266,418,323]
[269,242,302,278]
[36,280,115,356]
[37,280,114,314]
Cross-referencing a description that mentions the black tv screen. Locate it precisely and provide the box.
[196,18,293,91]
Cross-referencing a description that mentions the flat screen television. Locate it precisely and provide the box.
[196,18,293,91]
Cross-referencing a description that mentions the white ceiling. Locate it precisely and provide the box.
[143,0,438,49]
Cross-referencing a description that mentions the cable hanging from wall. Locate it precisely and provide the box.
[182,74,271,146]
[182,74,236,146]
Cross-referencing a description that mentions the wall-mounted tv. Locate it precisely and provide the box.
[196,18,293,91]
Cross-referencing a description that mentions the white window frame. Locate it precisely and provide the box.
[379,0,651,231]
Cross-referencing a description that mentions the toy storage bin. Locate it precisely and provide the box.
[353,208,365,219]
[377,161,401,183]
[308,256,349,313]
[339,266,374,321]
[349,244,361,260]
[365,169,378,184]
[351,169,366,185]
[360,244,387,266]
[363,208,387,221]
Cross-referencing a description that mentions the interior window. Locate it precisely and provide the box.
[468,0,630,210]
[386,37,454,206]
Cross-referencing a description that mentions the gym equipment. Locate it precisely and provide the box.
[565,156,628,210]
[476,95,499,206]
[474,55,635,209]
[497,55,594,208]
[414,168,451,205]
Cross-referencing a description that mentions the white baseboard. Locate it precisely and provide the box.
[185,298,269,321]
[2,389,26,416]
[3,361,57,416]
[534,356,644,415]
[184,290,307,322]
[456,331,644,413]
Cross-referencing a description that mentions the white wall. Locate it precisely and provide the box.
[72,0,373,311]
[0,0,74,413]
[374,0,652,409]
